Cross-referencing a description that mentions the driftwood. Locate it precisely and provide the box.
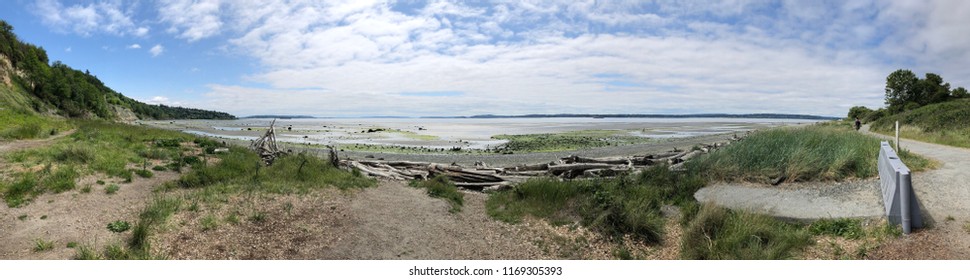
[339,138,743,191]
[250,119,286,165]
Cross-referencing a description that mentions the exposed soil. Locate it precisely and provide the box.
[153,180,680,260]
[0,170,182,259]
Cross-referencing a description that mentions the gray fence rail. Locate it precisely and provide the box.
[878,141,923,234]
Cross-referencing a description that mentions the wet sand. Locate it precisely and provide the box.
[143,117,813,167]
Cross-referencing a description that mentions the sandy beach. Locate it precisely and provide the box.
[143,117,814,167]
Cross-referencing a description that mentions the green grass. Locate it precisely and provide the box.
[66,242,78,248]
[134,169,153,178]
[679,205,812,260]
[410,176,464,213]
[33,239,55,252]
[0,84,72,140]
[73,245,101,260]
[172,149,374,193]
[3,174,38,207]
[487,166,703,244]
[1,120,209,205]
[200,214,218,231]
[870,98,970,148]
[104,184,120,194]
[492,129,651,153]
[689,125,934,183]
[809,218,865,239]
[107,220,131,233]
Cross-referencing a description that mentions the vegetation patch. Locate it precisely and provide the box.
[689,125,934,183]
[33,239,55,252]
[107,220,131,233]
[870,98,970,148]
[492,130,651,153]
[104,184,120,195]
[410,175,464,213]
[488,166,703,244]
[680,204,812,260]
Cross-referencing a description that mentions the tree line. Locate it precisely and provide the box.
[1,20,234,120]
[848,69,969,121]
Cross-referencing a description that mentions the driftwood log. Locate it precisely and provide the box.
[339,138,741,192]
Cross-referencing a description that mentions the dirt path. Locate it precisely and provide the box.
[0,129,75,154]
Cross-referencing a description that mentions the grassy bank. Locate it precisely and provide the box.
[870,98,970,148]
[492,130,651,153]
[690,125,934,183]
[0,84,72,140]
[1,120,204,206]
[486,125,919,259]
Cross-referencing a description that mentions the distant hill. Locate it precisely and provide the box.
[0,20,234,121]
[451,113,838,120]
[243,115,316,119]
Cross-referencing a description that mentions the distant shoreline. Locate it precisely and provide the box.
[242,113,839,120]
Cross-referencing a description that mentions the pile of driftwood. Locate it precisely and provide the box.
[250,119,285,165]
[341,140,735,192]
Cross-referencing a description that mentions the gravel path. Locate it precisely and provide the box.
[695,125,970,223]
[859,125,970,221]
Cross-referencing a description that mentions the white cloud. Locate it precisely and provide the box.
[157,0,225,41]
[33,0,150,37]
[127,44,142,49]
[150,44,164,57]
[65,47,72,52]
[146,0,970,117]
[146,96,182,106]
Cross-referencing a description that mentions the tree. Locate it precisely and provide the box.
[919,73,951,105]
[952,87,969,99]
[847,106,873,120]
[885,69,920,112]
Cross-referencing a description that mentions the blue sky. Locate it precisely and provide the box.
[2,0,968,117]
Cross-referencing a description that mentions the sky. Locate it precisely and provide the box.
[1,0,969,118]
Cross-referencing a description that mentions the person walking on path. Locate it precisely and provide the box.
[854,118,861,131]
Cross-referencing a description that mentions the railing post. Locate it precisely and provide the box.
[899,171,912,234]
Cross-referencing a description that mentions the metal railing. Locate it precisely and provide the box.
[878,141,923,234]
